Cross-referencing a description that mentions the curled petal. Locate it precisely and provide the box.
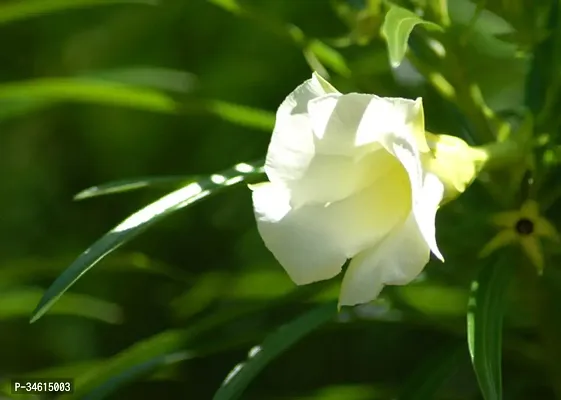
[379,125,445,260]
[252,169,411,285]
[339,212,430,307]
[265,75,340,186]
[308,94,428,156]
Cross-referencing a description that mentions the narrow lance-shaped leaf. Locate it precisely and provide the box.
[31,160,265,323]
[0,77,275,131]
[381,5,442,68]
[0,78,179,113]
[0,0,156,25]
[68,285,326,399]
[74,175,195,200]
[213,301,337,400]
[467,250,517,400]
[80,352,191,400]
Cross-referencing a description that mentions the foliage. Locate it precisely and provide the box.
[2,0,561,399]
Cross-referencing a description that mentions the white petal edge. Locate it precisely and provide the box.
[338,211,431,307]
[307,94,426,156]
[377,124,444,260]
[265,75,340,186]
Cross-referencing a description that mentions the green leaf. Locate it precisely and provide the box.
[80,352,191,400]
[204,100,275,131]
[0,0,156,25]
[81,67,196,93]
[68,286,317,399]
[74,175,194,200]
[0,288,122,323]
[0,77,274,131]
[306,40,352,77]
[0,253,191,290]
[381,5,442,68]
[31,160,265,323]
[67,329,190,399]
[0,360,102,395]
[467,251,516,400]
[0,78,179,113]
[213,301,337,400]
[399,342,465,400]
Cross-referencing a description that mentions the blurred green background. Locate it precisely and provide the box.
[2,0,561,399]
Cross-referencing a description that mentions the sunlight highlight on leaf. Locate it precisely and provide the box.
[0,77,274,131]
[0,0,157,25]
[0,78,178,113]
[74,176,194,200]
[31,160,266,323]
[205,100,275,131]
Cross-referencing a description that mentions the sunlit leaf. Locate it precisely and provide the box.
[207,0,242,14]
[0,78,179,113]
[31,160,265,322]
[0,288,122,323]
[82,67,197,93]
[204,100,275,131]
[213,301,337,400]
[306,40,352,77]
[0,77,274,131]
[381,5,442,67]
[74,175,194,200]
[467,251,516,400]
[0,0,156,25]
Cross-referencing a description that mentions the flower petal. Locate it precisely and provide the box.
[339,212,431,307]
[379,124,445,260]
[308,94,428,156]
[520,236,544,274]
[478,230,517,258]
[252,167,411,285]
[288,149,399,207]
[265,75,339,186]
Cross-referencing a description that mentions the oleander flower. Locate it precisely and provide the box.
[251,73,447,307]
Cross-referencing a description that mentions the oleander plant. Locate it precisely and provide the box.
[1,0,561,399]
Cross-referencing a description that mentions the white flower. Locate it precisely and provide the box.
[251,73,445,307]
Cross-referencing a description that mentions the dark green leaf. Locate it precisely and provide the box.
[381,5,442,68]
[213,301,337,400]
[80,352,190,400]
[467,251,516,400]
[31,160,265,323]
[0,0,156,25]
[67,286,320,399]
[399,342,466,400]
[74,175,194,200]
